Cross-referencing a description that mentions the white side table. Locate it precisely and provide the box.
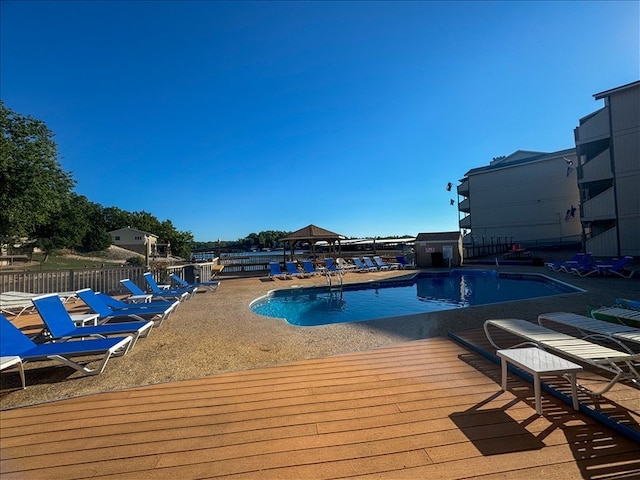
[70,313,100,326]
[1,356,26,389]
[497,348,583,415]
[126,294,152,304]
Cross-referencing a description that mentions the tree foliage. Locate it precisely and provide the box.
[1,103,192,258]
[0,101,75,243]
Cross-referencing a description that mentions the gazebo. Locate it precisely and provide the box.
[280,224,345,261]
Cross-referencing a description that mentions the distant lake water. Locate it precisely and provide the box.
[192,250,309,261]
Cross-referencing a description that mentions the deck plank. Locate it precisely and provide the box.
[2,336,639,479]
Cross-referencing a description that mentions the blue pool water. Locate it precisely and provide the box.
[250,270,583,326]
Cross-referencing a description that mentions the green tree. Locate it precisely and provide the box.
[102,206,134,232]
[0,101,75,243]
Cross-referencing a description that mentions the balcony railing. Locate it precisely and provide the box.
[458,198,470,213]
[579,150,612,184]
[575,107,610,145]
[582,187,615,221]
[457,179,469,196]
[585,226,618,257]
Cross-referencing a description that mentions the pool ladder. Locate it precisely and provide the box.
[325,270,343,289]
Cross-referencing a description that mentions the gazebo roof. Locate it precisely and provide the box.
[280,224,345,243]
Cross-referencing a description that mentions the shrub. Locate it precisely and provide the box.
[125,256,145,266]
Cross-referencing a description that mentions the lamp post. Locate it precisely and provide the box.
[144,235,150,267]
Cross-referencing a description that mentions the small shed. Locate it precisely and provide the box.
[415,232,462,267]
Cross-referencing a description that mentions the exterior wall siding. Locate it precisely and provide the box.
[460,152,581,246]
[575,81,640,257]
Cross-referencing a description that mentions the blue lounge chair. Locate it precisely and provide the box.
[285,261,305,278]
[302,260,320,276]
[395,256,412,269]
[324,258,343,275]
[545,252,587,272]
[76,288,177,327]
[352,257,376,272]
[143,272,195,299]
[96,292,178,312]
[594,256,634,278]
[373,256,396,270]
[571,256,632,277]
[121,278,189,302]
[1,314,132,382]
[169,273,220,292]
[558,253,592,273]
[268,262,289,280]
[32,294,153,352]
[362,257,381,270]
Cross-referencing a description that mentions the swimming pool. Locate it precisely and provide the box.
[250,270,583,326]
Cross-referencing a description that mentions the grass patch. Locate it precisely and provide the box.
[6,253,123,271]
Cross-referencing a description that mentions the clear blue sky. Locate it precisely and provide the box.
[2,1,638,242]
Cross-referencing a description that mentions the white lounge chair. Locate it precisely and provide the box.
[590,306,640,328]
[336,258,358,272]
[484,318,640,396]
[538,312,640,353]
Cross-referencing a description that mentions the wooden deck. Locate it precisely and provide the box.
[2,335,639,479]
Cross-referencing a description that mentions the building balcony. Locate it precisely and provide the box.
[457,179,469,196]
[581,187,615,221]
[579,149,612,184]
[575,107,610,146]
[458,198,470,213]
[585,226,618,257]
[459,215,471,229]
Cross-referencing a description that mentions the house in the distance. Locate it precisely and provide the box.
[109,227,158,256]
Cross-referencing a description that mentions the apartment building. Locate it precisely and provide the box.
[457,149,581,248]
[574,80,640,257]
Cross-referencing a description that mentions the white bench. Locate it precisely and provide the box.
[497,348,583,415]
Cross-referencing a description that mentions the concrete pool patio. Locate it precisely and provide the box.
[1,264,639,478]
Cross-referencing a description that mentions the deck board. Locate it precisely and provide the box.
[2,335,639,479]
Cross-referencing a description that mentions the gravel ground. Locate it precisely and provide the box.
[1,262,638,409]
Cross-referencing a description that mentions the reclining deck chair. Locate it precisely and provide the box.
[121,278,189,303]
[556,253,593,273]
[589,306,640,328]
[32,294,153,352]
[336,258,358,273]
[395,255,412,269]
[484,318,640,396]
[96,292,179,320]
[538,312,640,353]
[324,258,344,275]
[352,257,375,272]
[545,253,588,272]
[77,288,176,327]
[1,314,132,384]
[285,261,306,278]
[302,260,321,276]
[579,256,634,278]
[362,256,383,270]
[0,296,36,317]
[268,262,289,280]
[373,256,397,270]
[170,273,220,292]
[143,272,195,299]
